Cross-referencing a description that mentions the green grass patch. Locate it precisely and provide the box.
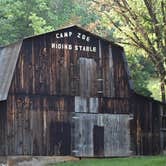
[50,156,166,166]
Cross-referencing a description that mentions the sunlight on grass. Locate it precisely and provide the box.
[50,156,166,166]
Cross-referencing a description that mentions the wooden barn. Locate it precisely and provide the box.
[0,25,166,157]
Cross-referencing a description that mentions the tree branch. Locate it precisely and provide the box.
[161,0,166,47]
[113,0,164,69]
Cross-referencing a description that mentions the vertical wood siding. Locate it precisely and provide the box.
[131,94,162,155]
[9,27,130,98]
[160,104,166,153]
[112,46,130,97]
[7,95,73,155]
[0,101,7,155]
[79,58,97,97]
[75,96,98,113]
[71,113,132,157]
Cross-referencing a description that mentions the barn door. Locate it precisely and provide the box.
[72,113,132,157]
[93,125,104,156]
[79,57,97,97]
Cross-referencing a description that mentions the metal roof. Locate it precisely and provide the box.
[0,41,22,101]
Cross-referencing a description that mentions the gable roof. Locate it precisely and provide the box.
[24,25,124,50]
[0,41,22,101]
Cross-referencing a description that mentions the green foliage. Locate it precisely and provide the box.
[50,156,166,166]
[29,13,53,34]
[147,78,161,101]
[0,0,79,45]
[127,54,154,97]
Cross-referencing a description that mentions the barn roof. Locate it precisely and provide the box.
[0,41,22,101]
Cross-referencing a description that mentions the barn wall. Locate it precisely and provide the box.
[0,101,7,155]
[7,94,74,155]
[152,102,161,154]
[75,96,130,114]
[99,97,130,114]
[131,94,161,155]
[160,104,166,153]
[111,46,130,97]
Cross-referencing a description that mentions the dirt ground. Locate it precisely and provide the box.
[0,156,79,166]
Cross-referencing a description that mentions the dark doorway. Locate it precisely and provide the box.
[49,122,71,155]
[93,125,104,156]
[61,122,71,155]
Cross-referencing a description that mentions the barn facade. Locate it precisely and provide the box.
[0,25,166,157]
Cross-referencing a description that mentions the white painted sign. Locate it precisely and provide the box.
[51,31,97,53]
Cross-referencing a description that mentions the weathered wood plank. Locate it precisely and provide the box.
[72,113,132,157]
[0,101,7,155]
[6,95,74,155]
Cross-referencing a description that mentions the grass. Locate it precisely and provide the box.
[50,156,166,166]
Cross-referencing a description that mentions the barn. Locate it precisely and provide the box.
[0,25,166,157]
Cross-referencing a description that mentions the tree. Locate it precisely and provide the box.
[0,0,79,45]
[127,54,154,97]
[90,0,166,102]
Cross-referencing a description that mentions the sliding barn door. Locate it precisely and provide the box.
[72,113,132,157]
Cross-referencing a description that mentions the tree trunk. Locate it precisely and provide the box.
[160,80,166,103]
